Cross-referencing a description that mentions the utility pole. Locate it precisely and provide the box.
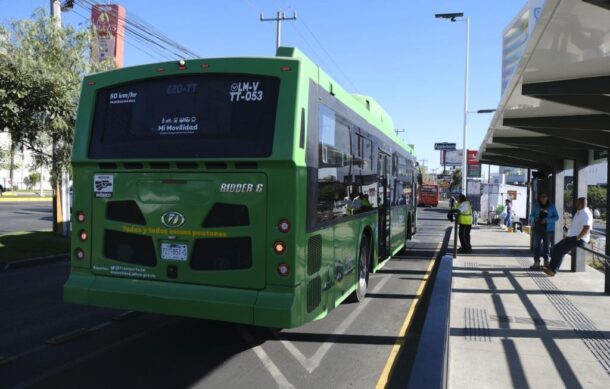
[260,10,297,50]
[51,0,61,28]
[49,0,74,236]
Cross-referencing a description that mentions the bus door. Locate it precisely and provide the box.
[378,151,391,258]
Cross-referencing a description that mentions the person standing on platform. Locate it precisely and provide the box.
[529,193,559,270]
[544,197,592,277]
[457,194,473,253]
[504,199,513,229]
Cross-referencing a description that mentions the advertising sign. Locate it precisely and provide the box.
[434,142,457,151]
[468,164,481,178]
[441,149,463,166]
[467,150,479,165]
[467,180,481,195]
[466,150,481,177]
[92,4,126,67]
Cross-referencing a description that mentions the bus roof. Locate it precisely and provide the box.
[276,46,416,158]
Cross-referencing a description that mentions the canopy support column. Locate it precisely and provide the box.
[606,161,610,294]
[571,157,588,272]
[552,165,565,245]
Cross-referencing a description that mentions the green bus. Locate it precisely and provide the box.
[64,47,418,328]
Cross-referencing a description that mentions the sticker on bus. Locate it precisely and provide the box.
[93,174,114,198]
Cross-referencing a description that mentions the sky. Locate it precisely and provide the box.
[1,0,526,173]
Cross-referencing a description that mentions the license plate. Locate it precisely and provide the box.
[161,243,188,261]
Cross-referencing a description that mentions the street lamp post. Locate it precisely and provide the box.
[435,13,469,195]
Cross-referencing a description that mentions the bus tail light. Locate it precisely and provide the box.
[79,230,88,242]
[277,263,290,276]
[74,248,85,260]
[273,241,286,255]
[76,211,85,223]
[277,219,291,233]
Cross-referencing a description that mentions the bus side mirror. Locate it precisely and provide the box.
[417,174,423,185]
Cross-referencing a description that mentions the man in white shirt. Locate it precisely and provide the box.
[544,197,593,277]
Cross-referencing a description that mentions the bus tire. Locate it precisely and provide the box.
[348,234,370,303]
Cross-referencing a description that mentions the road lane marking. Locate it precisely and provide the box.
[237,326,296,389]
[274,273,393,373]
[11,318,177,389]
[2,316,131,368]
[46,328,88,345]
[112,310,137,321]
[375,241,441,389]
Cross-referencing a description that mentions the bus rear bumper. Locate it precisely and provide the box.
[64,273,301,328]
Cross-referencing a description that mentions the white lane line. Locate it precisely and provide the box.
[275,273,393,373]
[11,318,177,389]
[237,326,296,389]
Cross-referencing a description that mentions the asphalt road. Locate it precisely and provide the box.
[0,202,53,234]
[0,207,450,389]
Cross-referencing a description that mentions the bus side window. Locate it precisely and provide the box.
[316,105,353,222]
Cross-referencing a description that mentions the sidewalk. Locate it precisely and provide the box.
[450,225,610,389]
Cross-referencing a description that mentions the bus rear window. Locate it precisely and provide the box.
[88,74,280,159]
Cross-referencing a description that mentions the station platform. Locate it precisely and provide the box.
[450,225,610,388]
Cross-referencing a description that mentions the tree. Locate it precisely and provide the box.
[588,186,607,213]
[0,9,113,230]
[0,145,8,170]
[1,10,112,180]
[451,169,462,191]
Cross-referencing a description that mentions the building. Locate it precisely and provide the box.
[0,132,52,191]
[501,0,546,93]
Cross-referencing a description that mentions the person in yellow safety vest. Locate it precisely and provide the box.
[456,194,473,253]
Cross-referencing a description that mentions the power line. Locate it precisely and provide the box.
[77,0,193,58]
[274,1,359,93]
[74,0,198,59]
[72,2,174,61]
[77,0,197,57]
[70,6,168,62]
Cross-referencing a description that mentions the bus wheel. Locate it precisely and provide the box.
[348,235,370,303]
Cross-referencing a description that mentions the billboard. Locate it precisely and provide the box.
[441,149,463,166]
[92,4,126,67]
[467,150,481,177]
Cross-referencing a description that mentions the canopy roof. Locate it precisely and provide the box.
[479,0,610,171]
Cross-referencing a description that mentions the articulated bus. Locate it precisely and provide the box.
[64,47,418,328]
[418,184,439,207]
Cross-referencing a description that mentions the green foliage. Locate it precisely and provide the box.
[451,169,462,191]
[27,171,40,188]
[0,9,114,184]
[588,186,606,212]
[0,145,8,170]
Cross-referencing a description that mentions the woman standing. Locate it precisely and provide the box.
[529,193,559,270]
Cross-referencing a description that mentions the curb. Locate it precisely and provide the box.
[0,198,52,203]
[1,253,69,271]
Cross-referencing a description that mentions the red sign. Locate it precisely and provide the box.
[91,4,126,67]
[467,150,479,165]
